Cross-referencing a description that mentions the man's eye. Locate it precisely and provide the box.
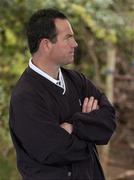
[65,35,73,39]
[68,36,74,40]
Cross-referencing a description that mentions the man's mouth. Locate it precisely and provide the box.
[70,52,74,55]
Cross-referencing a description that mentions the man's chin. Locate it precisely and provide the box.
[60,58,74,66]
[67,57,75,64]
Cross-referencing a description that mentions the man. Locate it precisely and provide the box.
[9,8,116,180]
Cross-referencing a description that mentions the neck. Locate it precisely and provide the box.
[32,55,60,80]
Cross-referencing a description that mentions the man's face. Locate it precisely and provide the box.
[49,19,78,65]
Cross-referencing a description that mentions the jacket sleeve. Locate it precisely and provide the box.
[10,91,90,166]
[70,72,117,145]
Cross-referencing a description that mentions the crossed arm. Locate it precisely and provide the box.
[60,96,99,134]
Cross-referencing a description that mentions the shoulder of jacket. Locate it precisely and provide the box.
[61,67,85,82]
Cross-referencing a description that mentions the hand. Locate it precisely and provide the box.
[60,122,73,134]
[82,96,99,113]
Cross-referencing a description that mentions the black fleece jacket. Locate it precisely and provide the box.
[9,66,116,180]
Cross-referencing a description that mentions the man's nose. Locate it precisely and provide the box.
[74,40,78,48]
[72,39,78,48]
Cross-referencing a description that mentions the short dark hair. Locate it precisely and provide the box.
[26,8,67,54]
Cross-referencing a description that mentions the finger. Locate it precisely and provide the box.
[92,99,98,110]
[82,97,89,112]
[97,105,99,110]
[86,96,94,112]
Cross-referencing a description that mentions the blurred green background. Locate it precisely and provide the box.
[0,0,134,179]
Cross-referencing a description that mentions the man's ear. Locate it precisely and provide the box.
[39,38,52,52]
